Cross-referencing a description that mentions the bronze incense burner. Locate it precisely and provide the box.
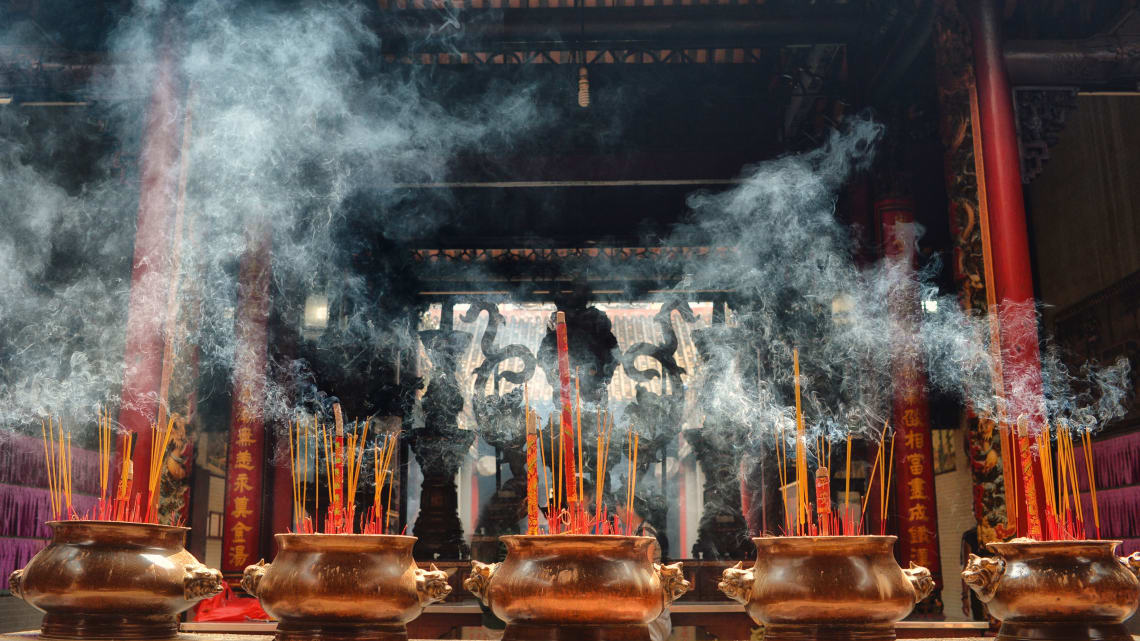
[242,533,450,641]
[718,536,933,641]
[8,520,223,640]
[464,535,690,641]
[963,539,1140,641]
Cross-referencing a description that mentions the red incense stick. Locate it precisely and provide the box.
[554,312,579,515]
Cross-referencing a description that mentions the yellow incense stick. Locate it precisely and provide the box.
[844,433,852,519]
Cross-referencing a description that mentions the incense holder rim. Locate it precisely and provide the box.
[987,539,1122,555]
[47,519,190,530]
[275,532,417,553]
[752,534,897,554]
[501,534,656,545]
[46,520,191,547]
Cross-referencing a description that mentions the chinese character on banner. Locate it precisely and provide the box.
[908,477,929,500]
[912,547,932,567]
[228,543,249,567]
[233,473,254,492]
[234,450,256,470]
[231,496,253,519]
[908,525,935,545]
[236,427,256,447]
[906,453,925,476]
[231,521,253,540]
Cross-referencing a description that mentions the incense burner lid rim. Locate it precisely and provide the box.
[986,539,1123,555]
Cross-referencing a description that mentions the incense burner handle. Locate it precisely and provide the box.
[415,563,453,606]
[962,554,1004,602]
[656,562,691,606]
[241,559,269,598]
[903,562,934,603]
[1118,552,1140,579]
[463,561,499,607]
[184,562,224,601]
[8,568,25,602]
[717,562,754,605]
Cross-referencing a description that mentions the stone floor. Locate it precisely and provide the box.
[0,597,42,634]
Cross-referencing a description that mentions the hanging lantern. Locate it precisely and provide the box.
[577,65,590,108]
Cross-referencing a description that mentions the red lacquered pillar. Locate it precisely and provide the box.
[117,44,183,500]
[221,224,272,573]
[270,428,294,553]
[964,0,1048,539]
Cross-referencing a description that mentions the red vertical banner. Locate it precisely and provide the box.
[222,224,272,573]
[879,198,943,602]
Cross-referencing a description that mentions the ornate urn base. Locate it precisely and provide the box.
[464,535,691,641]
[8,521,223,640]
[963,539,1140,641]
[243,534,450,641]
[718,536,933,641]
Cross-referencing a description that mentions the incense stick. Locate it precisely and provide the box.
[792,349,807,535]
[1082,429,1100,537]
[575,371,584,522]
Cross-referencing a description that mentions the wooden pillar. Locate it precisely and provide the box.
[930,0,1016,546]
[269,429,294,554]
[117,39,183,498]
[221,224,272,574]
[964,0,1048,539]
[879,197,943,613]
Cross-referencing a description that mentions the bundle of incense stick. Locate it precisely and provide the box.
[984,412,1102,542]
[331,405,346,530]
[792,349,809,535]
[857,423,894,536]
[523,406,628,536]
[595,411,614,532]
[625,428,639,535]
[42,409,159,523]
[145,415,178,523]
[41,417,73,521]
[288,417,312,533]
[1034,420,1099,541]
[363,431,399,535]
[553,312,580,520]
[288,407,375,534]
[525,385,539,535]
[778,351,893,537]
[1081,427,1101,538]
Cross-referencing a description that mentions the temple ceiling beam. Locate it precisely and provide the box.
[369,6,865,53]
[1004,10,1140,87]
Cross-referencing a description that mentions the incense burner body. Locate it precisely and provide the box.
[8,520,224,640]
[464,535,690,641]
[963,539,1140,641]
[718,536,933,641]
[242,534,450,641]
